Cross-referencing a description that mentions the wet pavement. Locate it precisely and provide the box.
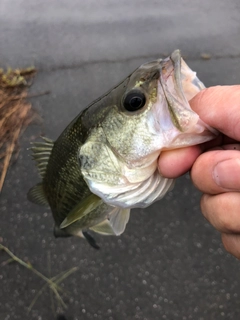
[1,1,240,319]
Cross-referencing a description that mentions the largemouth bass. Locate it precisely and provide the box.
[28,50,217,248]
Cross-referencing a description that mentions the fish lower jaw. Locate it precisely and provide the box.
[86,170,175,209]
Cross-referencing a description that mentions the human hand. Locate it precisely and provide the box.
[158,85,240,259]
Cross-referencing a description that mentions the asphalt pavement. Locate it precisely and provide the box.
[1,1,240,320]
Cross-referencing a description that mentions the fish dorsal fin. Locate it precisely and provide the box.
[30,136,54,178]
[60,194,103,229]
[90,219,116,236]
[27,182,49,206]
[109,208,130,236]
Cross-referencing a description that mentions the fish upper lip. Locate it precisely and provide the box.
[170,50,188,105]
[170,49,181,64]
[158,54,183,131]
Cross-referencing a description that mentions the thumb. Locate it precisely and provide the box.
[190,85,240,141]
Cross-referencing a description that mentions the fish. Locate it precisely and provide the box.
[28,50,217,248]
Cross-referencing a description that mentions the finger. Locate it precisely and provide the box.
[158,130,239,180]
[201,192,240,233]
[190,85,240,140]
[221,233,240,260]
[158,134,225,178]
[158,145,202,178]
[191,150,240,194]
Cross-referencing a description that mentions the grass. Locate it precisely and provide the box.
[0,66,43,192]
[0,243,78,313]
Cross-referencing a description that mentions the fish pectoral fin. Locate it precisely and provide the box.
[90,219,117,236]
[109,208,130,236]
[60,193,103,229]
[27,183,49,206]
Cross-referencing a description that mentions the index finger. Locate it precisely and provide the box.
[158,146,202,178]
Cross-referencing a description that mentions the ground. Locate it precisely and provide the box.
[0,1,240,319]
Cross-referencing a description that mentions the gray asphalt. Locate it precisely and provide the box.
[1,1,240,320]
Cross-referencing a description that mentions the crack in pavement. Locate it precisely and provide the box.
[37,52,240,73]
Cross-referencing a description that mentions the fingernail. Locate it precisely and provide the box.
[213,158,240,189]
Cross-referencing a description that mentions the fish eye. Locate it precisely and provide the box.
[123,90,146,112]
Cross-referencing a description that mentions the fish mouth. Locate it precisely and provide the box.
[158,49,197,132]
[156,50,217,145]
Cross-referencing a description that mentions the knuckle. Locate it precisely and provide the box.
[200,194,210,219]
[218,212,235,233]
[200,193,239,233]
[221,234,233,254]
[222,233,240,260]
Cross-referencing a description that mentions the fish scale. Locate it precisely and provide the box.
[44,119,92,224]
